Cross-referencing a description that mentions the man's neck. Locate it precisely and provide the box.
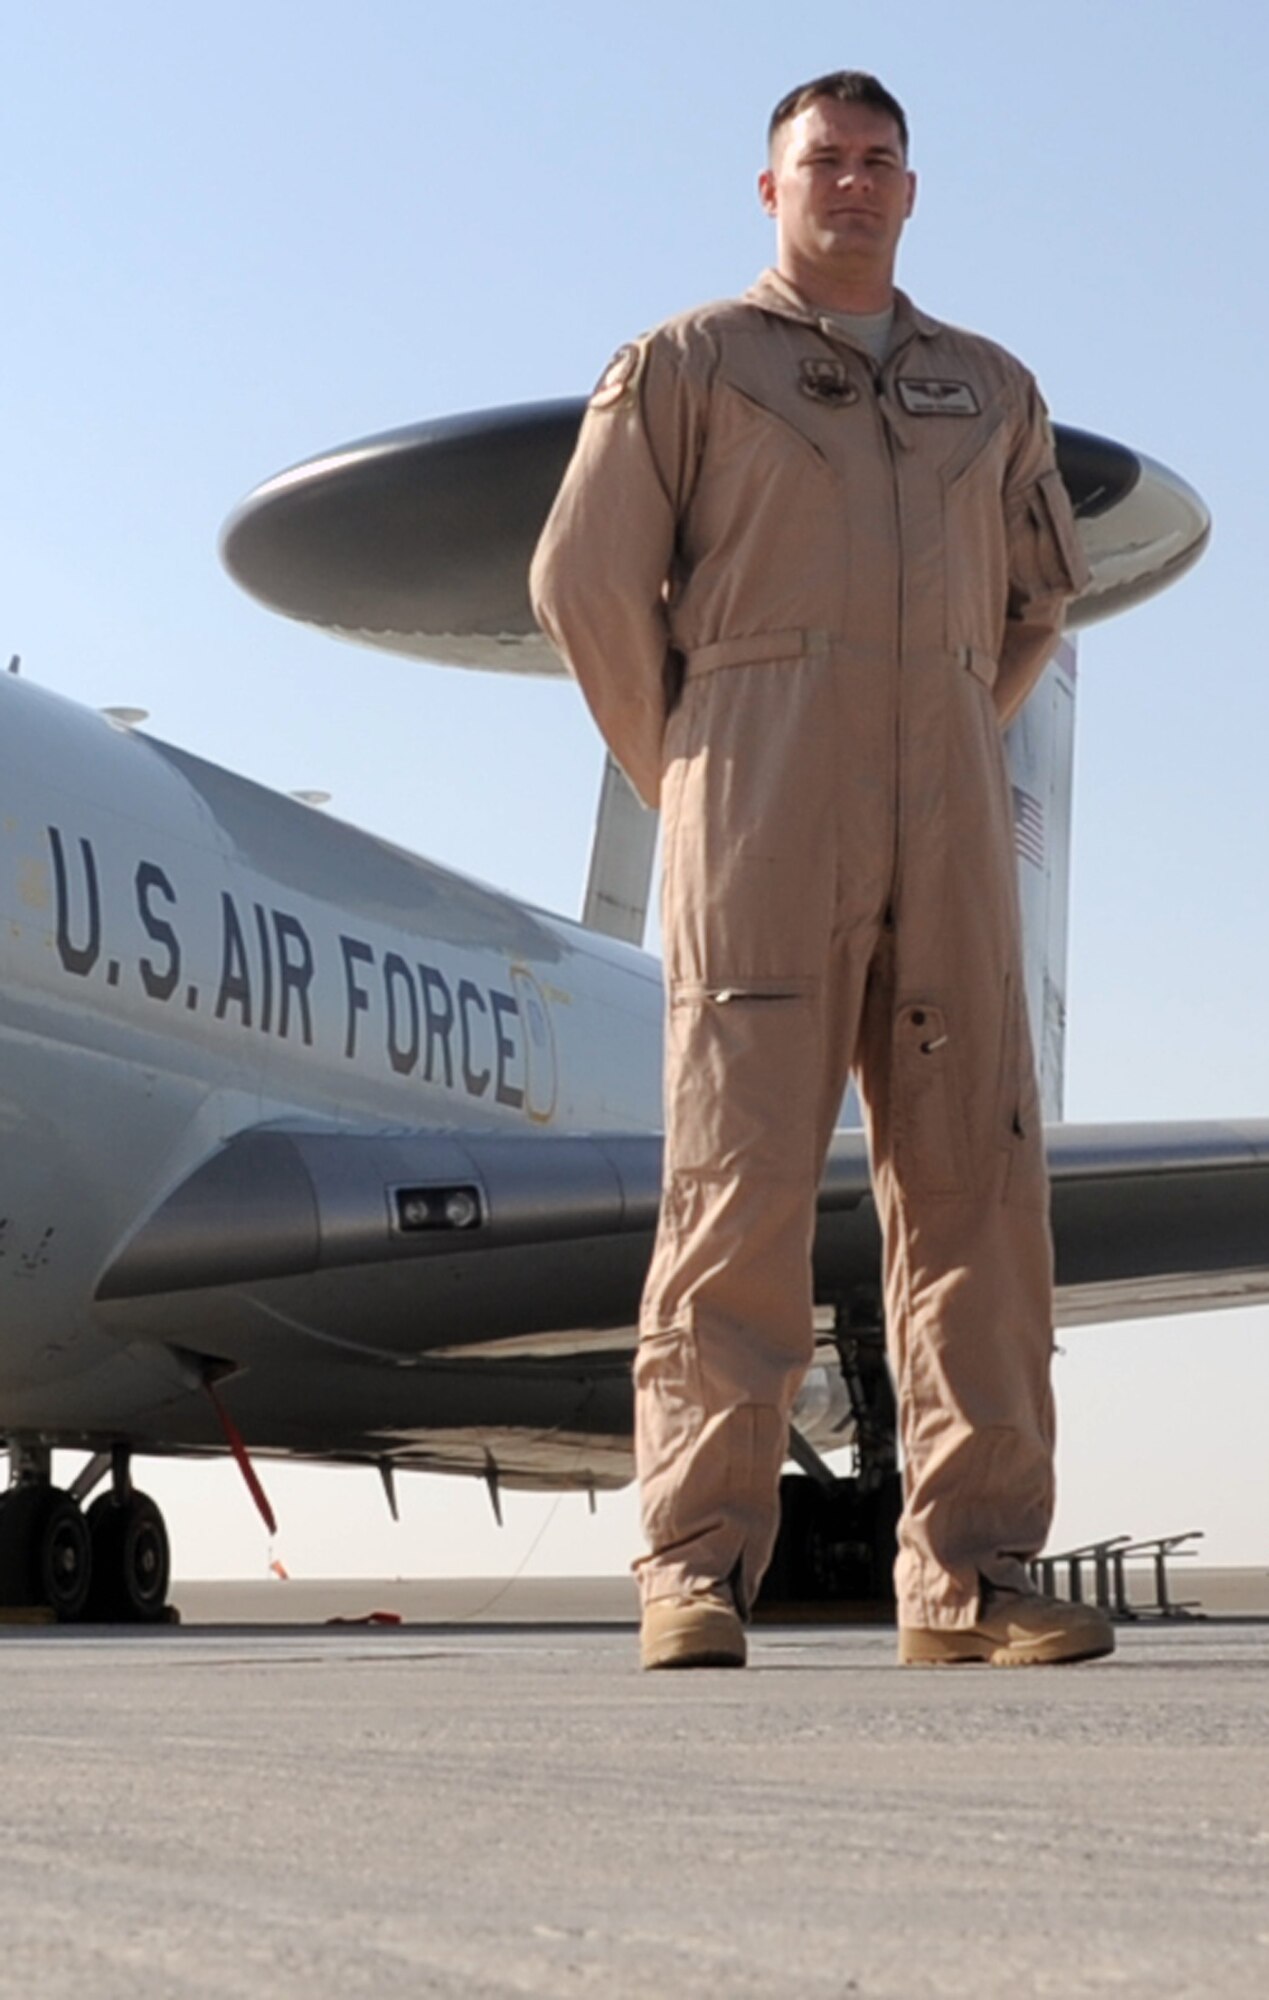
[777,253,896,317]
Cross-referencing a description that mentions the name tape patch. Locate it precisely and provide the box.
[896,378,981,417]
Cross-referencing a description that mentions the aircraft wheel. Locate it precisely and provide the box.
[85,1491,171,1624]
[0,1484,93,1621]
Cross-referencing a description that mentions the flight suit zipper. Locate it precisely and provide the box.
[874,363,907,931]
[812,313,910,933]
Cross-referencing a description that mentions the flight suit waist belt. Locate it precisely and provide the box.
[681,629,833,679]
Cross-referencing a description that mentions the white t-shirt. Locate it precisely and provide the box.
[819,305,895,365]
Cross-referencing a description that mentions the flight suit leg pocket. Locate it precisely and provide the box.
[634,1322,705,1549]
[996,975,1048,1210]
[890,1001,971,1199]
[635,1313,788,1596]
[664,977,822,1182]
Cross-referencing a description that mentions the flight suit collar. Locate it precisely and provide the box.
[744,268,942,350]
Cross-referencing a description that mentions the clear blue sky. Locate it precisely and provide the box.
[3,2,1267,1576]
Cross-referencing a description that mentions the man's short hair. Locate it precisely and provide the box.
[768,71,910,159]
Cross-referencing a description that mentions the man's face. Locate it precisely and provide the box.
[758,99,916,280]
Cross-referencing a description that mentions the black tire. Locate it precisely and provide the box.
[85,1491,171,1623]
[0,1485,92,1621]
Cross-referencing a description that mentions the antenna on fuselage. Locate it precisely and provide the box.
[7,656,18,675]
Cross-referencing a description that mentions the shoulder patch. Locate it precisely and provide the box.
[589,341,645,411]
[799,357,858,407]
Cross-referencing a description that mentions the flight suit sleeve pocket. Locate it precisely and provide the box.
[1022,468,1091,596]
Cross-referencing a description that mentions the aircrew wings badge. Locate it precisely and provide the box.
[589,342,645,411]
[895,378,981,416]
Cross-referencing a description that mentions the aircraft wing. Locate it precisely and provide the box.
[1043,1121,1269,1323]
[97,1116,1269,1337]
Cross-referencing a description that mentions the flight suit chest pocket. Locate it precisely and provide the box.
[939,408,1005,492]
[940,413,1009,660]
[712,379,832,474]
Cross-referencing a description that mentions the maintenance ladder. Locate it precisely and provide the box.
[1030,1530,1204,1620]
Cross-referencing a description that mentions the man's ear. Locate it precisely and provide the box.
[905,170,917,219]
[757,167,778,218]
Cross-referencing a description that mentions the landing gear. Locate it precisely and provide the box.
[757,1298,902,1615]
[0,1482,92,1620]
[759,1466,901,1608]
[84,1490,170,1623]
[0,1439,172,1624]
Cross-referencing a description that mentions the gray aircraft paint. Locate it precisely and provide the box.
[0,671,666,1470]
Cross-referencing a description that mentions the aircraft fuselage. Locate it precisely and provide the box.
[0,672,662,1442]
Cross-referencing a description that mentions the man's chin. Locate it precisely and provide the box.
[812,231,888,271]
[822,217,884,244]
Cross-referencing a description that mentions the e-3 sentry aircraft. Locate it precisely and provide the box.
[2,401,1266,1622]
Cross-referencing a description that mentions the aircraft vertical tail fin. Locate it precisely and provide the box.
[581,751,658,947]
[1005,637,1078,1122]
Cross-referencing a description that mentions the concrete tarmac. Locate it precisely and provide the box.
[3,1581,1268,1999]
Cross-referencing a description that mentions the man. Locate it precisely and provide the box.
[531,72,1113,1669]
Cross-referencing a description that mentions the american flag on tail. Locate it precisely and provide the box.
[1012,785,1046,869]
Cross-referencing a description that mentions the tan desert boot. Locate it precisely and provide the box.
[899,1588,1115,1667]
[641,1593,747,1670]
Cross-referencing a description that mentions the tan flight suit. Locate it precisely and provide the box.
[530,270,1090,1631]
